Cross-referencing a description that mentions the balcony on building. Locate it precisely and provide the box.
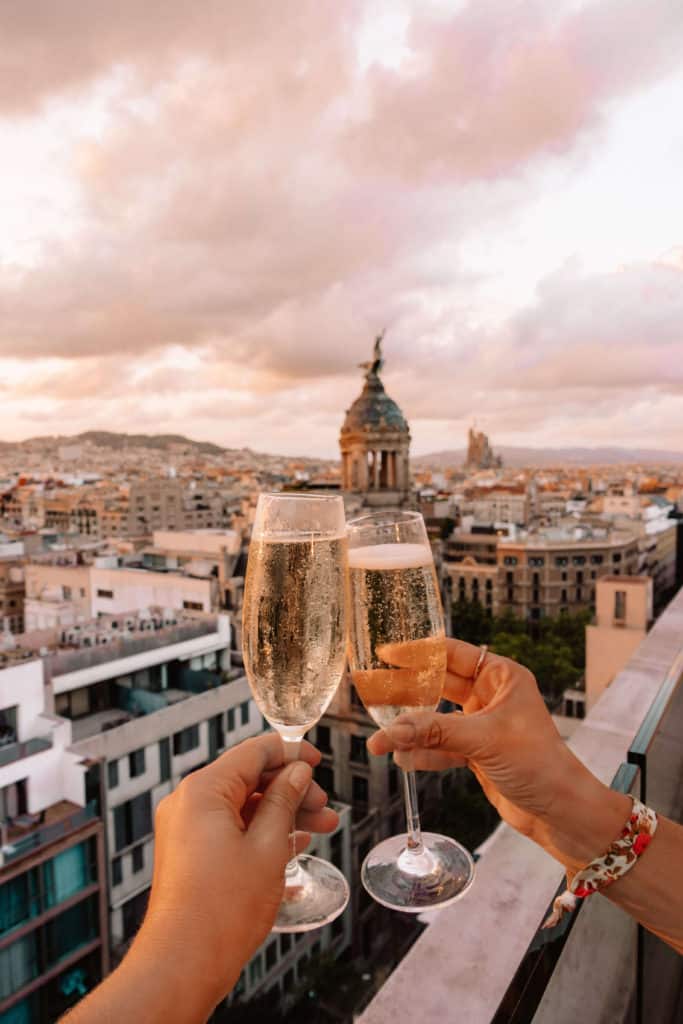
[359,586,683,1024]
[33,609,234,742]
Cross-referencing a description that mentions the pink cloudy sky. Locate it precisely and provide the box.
[1,0,682,457]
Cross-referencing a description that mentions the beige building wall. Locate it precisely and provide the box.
[585,575,651,711]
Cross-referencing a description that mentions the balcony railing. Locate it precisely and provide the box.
[0,735,53,768]
[360,586,683,1024]
[1,801,98,864]
[45,620,220,678]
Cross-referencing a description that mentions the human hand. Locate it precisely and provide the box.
[133,733,339,1017]
[367,638,630,873]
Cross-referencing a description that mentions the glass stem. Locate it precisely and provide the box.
[402,767,424,856]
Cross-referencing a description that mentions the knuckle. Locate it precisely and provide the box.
[424,719,444,749]
[262,787,295,817]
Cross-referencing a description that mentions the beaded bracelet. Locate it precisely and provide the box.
[543,797,658,929]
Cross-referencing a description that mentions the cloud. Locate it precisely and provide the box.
[344,0,683,182]
[0,1,682,454]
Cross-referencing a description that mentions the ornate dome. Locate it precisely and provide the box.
[341,373,408,435]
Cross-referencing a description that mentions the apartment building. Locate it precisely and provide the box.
[23,565,91,633]
[446,524,639,619]
[472,488,530,527]
[0,565,25,635]
[0,658,108,1021]
[585,576,652,712]
[22,562,219,630]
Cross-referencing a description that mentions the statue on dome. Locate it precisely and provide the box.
[359,330,385,379]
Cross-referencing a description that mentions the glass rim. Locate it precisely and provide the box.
[346,509,424,532]
[258,491,344,503]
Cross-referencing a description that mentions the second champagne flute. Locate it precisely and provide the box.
[242,492,350,932]
[346,510,475,912]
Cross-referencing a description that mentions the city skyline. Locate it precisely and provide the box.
[1,0,682,458]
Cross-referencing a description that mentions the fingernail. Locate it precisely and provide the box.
[390,722,416,746]
[290,762,312,792]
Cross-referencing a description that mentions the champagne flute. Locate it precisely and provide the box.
[242,492,350,931]
[346,510,475,912]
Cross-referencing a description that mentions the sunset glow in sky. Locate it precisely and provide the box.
[1,0,682,456]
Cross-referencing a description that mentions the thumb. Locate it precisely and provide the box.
[250,761,312,843]
[382,711,482,759]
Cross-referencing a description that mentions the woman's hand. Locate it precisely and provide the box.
[64,733,338,1024]
[368,638,630,872]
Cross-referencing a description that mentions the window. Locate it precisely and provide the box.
[572,556,586,566]
[113,792,153,851]
[45,895,98,966]
[132,845,144,873]
[561,589,568,603]
[352,775,369,805]
[561,571,568,582]
[265,940,278,971]
[503,556,518,566]
[316,724,331,753]
[249,956,263,986]
[506,571,513,585]
[96,588,114,599]
[107,760,119,789]
[43,842,92,908]
[350,734,368,764]
[389,761,399,796]
[182,600,203,611]
[112,857,122,887]
[173,725,200,756]
[528,556,545,567]
[226,708,236,732]
[159,738,171,783]
[240,701,250,726]
[63,586,72,599]
[613,552,622,563]
[0,872,39,937]
[129,748,146,778]
[315,763,334,794]
[590,554,603,565]
[555,557,568,567]
[122,888,150,942]
[485,579,492,590]
[330,831,343,871]
[0,932,38,999]
[576,571,584,585]
[614,590,627,621]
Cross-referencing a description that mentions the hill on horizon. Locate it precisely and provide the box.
[411,444,683,468]
[1,432,681,468]
[412,445,683,468]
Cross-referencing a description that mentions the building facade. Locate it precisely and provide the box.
[0,659,108,1022]
[446,525,640,620]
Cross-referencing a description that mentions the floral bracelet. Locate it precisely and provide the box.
[543,797,658,929]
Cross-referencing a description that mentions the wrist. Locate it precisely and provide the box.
[540,752,632,874]
[122,915,241,1022]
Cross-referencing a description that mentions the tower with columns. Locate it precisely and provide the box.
[339,335,411,507]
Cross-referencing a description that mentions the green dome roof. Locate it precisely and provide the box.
[342,373,408,435]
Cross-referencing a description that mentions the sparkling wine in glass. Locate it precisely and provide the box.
[242,492,350,931]
[347,510,475,912]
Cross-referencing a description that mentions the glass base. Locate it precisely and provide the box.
[272,854,350,933]
[361,832,475,913]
